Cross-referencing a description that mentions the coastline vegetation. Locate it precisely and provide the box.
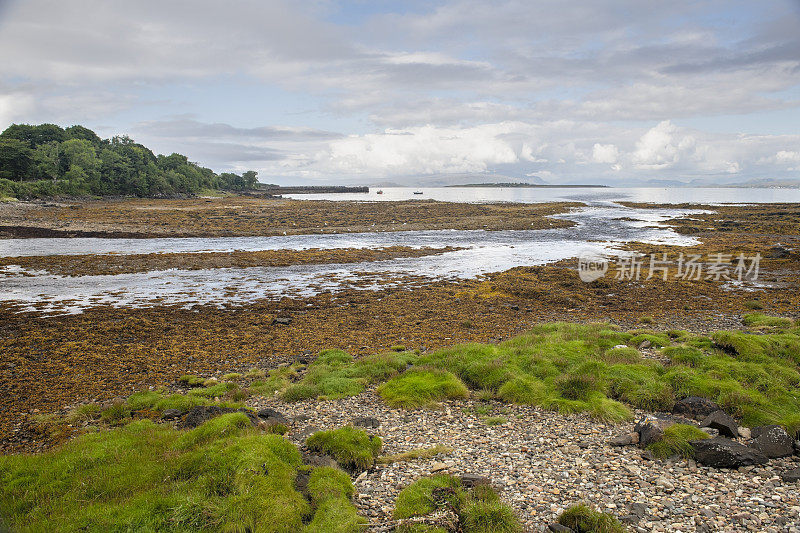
[0,123,259,198]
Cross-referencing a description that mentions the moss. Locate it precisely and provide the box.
[378,369,469,408]
[305,427,382,472]
[0,416,330,532]
[647,424,709,459]
[558,504,626,533]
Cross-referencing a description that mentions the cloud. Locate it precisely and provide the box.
[592,143,619,164]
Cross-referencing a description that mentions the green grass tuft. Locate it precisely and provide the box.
[378,368,469,408]
[742,312,793,329]
[306,427,382,472]
[647,424,710,459]
[558,503,626,533]
[0,416,339,532]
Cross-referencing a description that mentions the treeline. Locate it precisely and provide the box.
[0,123,259,198]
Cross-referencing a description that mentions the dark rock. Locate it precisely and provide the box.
[460,474,491,488]
[352,416,381,428]
[609,433,634,446]
[794,440,800,455]
[691,437,768,468]
[629,502,648,519]
[765,245,792,259]
[781,468,800,483]
[548,524,574,532]
[635,415,665,446]
[161,409,184,420]
[620,514,640,525]
[672,397,721,419]
[749,425,794,458]
[640,450,655,461]
[302,452,338,469]
[179,405,258,429]
[638,340,652,349]
[700,410,739,438]
[294,469,311,496]
[272,317,292,325]
[257,407,289,425]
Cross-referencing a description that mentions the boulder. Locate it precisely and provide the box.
[179,405,258,428]
[672,397,721,419]
[161,408,184,420]
[765,245,792,259]
[548,524,574,532]
[691,437,768,468]
[700,410,739,438]
[608,433,634,446]
[257,407,289,425]
[749,425,794,458]
[352,416,381,428]
[781,468,800,483]
[272,317,292,325]
[460,474,491,488]
[634,415,665,447]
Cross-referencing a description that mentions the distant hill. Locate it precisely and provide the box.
[448,182,608,188]
[0,123,260,199]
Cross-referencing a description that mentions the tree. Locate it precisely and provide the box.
[0,138,34,180]
[33,141,61,181]
[1,123,66,147]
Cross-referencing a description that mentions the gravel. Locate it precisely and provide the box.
[250,389,800,532]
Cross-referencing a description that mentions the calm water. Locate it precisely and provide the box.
[0,202,707,314]
[284,186,800,204]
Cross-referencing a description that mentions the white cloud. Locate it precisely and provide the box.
[592,143,619,164]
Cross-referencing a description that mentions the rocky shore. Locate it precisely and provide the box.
[249,388,800,532]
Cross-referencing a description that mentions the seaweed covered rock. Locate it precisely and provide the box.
[749,425,794,458]
[672,396,721,419]
[691,437,768,468]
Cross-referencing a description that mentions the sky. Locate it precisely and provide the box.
[0,0,799,186]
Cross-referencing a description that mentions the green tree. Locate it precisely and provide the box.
[0,138,34,180]
[33,141,62,181]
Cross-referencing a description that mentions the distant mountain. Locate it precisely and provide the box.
[375,173,550,187]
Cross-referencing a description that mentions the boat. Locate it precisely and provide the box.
[413,191,423,195]
[376,190,383,194]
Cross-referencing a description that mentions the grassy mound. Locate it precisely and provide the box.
[647,424,710,459]
[378,368,469,408]
[305,426,382,472]
[0,414,364,532]
[394,475,521,532]
[558,503,626,533]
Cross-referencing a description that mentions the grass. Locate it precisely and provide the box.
[305,426,382,472]
[742,312,794,329]
[378,445,453,464]
[647,424,710,459]
[377,368,469,408]
[281,350,416,402]
[484,416,507,426]
[557,504,626,533]
[394,475,521,532]
[0,414,365,532]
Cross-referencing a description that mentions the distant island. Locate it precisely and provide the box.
[0,123,260,199]
[447,182,609,188]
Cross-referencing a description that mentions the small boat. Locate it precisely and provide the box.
[376,190,383,194]
[413,190,423,195]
